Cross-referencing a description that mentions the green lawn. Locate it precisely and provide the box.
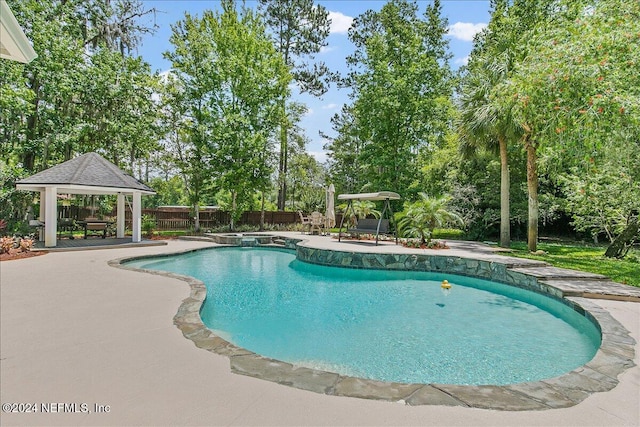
[506,242,640,287]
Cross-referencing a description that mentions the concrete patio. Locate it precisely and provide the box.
[1,235,638,426]
[32,237,167,251]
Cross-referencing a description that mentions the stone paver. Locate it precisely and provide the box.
[332,378,423,402]
[542,279,640,301]
[230,354,341,394]
[510,265,609,280]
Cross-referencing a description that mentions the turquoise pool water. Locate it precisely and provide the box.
[127,247,601,385]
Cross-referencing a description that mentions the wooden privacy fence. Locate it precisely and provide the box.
[130,209,304,230]
[57,206,342,230]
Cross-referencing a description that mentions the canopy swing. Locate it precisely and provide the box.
[337,191,401,245]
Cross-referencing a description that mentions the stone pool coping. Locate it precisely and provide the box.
[109,239,636,411]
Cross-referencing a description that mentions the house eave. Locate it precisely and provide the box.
[0,0,37,63]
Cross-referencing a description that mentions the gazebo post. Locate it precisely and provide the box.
[38,190,46,241]
[44,186,58,247]
[116,193,125,238]
[132,191,141,242]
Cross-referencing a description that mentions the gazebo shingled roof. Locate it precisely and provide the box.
[17,152,154,194]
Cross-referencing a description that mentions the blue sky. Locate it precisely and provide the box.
[137,1,491,162]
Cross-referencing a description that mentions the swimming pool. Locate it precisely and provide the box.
[127,247,601,386]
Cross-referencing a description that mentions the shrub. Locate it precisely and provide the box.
[141,215,156,238]
[432,228,465,239]
[19,237,33,252]
[397,193,463,245]
[1,236,14,254]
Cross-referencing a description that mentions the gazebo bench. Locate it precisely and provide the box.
[83,221,110,239]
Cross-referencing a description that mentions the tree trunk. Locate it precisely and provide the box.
[605,217,639,258]
[193,203,200,233]
[525,136,538,252]
[499,136,510,248]
[260,191,265,232]
[277,108,288,211]
[230,191,237,232]
[23,75,40,172]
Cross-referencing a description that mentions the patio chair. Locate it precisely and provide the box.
[297,211,312,234]
[57,218,77,239]
[310,211,325,235]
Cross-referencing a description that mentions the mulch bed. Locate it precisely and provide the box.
[401,242,450,250]
[0,250,48,261]
[334,235,450,250]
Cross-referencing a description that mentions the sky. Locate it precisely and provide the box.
[136,1,491,163]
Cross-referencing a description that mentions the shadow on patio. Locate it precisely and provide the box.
[32,237,167,252]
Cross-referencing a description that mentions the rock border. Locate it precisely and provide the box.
[109,242,636,411]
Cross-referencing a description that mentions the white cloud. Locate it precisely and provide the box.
[447,22,487,42]
[328,11,353,35]
[319,45,335,54]
[158,69,172,80]
[305,108,314,117]
[309,150,328,163]
[322,103,338,110]
[455,56,470,66]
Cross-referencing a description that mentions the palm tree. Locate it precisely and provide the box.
[352,200,380,220]
[457,0,521,248]
[338,200,380,228]
[458,54,517,248]
[398,193,463,245]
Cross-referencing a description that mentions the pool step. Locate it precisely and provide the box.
[271,238,286,246]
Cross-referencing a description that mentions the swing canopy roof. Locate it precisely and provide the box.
[16,152,155,195]
[337,191,401,201]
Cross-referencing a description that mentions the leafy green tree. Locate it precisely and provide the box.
[2,0,159,172]
[323,106,367,196]
[76,49,161,169]
[1,0,159,231]
[165,1,290,231]
[3,0,84,171]
[143,175,187,209]
[345,0,453,199]
[258,0,332,210]
[208,2,290,230]
[397,193,463,245]
[163,14,216,231]
[0,162,32,234]
[504,0,639,254]
[288,151,326,212]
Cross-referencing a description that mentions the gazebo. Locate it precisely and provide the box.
[16,152,155,247]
